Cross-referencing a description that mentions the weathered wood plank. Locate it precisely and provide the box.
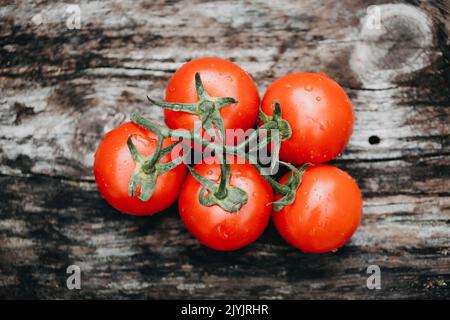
[1,1,449,178]
[0,174,449,299]
[1,80,449,179]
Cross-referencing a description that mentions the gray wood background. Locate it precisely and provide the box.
[0,0,449,299]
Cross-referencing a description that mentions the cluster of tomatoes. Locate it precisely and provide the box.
[94,57,363,253]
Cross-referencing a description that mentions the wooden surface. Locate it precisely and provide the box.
[0,0,449,299]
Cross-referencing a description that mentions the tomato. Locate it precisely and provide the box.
[178,158,274,251]
[261,73,354,164]
[165,57,260,145]
[272,164,362,253]
[94,122,186,216]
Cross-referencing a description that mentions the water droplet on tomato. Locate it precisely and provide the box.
[169,87,175,92]
[252,192,258,196]
[216,225,229,239]
[315,96,321,101]
[319,120,328,131]
[133,135,150,146]
[304,85,312,92]
[207,170,213,175]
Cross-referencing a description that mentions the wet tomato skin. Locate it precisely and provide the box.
[178,158,274,251]
[165,57,260,145]
[94,122,186,216]
[261,73,354,164]
[273,164,362,253]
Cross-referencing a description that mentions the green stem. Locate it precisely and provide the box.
[131,112,170,137]
[143,133,164,171]
[249,161,290,195]
[131,113,280,157]
[130,95,299,209]
[131,112,292,196]
[233,121,277,153]
[215,144,229,200]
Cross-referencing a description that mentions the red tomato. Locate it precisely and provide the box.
[261,73,354,164]
[273,164,362,253]
[178,158,274,251]
[94,122,186,216]
[165,57,260,145]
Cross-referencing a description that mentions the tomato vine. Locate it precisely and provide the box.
[129,72,309,211]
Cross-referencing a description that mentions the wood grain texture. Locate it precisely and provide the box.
[0,0,449,299]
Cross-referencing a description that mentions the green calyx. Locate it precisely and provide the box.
[184,86,247,212]
[271,162,312,211]
[186,162,248,212]
[147,73,237,135]
[259,101,292,141]
[127,134,182,202]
